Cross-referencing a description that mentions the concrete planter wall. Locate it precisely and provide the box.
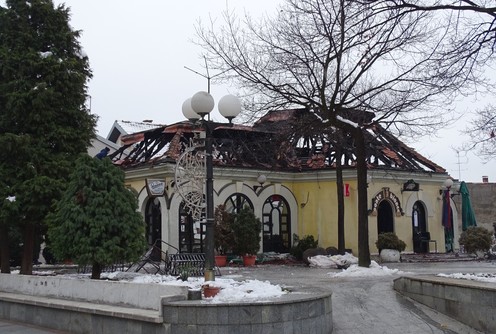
[394,275,496,333]
[163,292,333,334]
[0,273,334,334]
[379,249,400,262]
[0,273,187,310]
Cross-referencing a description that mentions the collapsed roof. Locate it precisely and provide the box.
[109,109,445,174]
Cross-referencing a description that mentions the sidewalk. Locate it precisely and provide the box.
[219,258,495,334]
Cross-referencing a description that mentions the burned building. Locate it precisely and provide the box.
[109,109,456,256]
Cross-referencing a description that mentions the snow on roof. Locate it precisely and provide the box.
[116,120,165,135]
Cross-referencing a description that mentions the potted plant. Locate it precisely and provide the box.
[231,206,262,266]
[459,226,492,258]
[214,205,235,267]
[376,232,406,262]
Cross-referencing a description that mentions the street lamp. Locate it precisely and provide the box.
[182,91,241,282]
[444,178,454,190]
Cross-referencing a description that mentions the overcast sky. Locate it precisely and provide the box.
[4,0,495,183]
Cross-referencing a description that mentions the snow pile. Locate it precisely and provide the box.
[118,273,288,303]
[308,253,402,277]
[308,252,358,268]
[437,272,496,283]
[203,279,288,303]
[329,261,402,278]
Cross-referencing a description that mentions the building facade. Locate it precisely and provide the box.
[111,109,458,256]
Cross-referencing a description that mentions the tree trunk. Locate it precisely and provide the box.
[0,224,11,273]
[335,135,346,254]
[91,262,102,279]
[355,128,371,267]
[20,223,35,275]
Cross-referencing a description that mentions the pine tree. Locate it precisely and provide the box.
[47,155,147,279]
[0,134,31,273]
[0,0,96,274]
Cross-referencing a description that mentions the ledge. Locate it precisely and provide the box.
[0,292,162,323]
[394,275,496,333]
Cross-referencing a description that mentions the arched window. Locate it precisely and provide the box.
[262,195,291,253]
[178,202,205,253]
[224,193,253,214]
[145,198,162,260]
[145,198,161,246]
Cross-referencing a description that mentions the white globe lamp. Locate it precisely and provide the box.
[191,91,215,117]
[182,98,200,121]
[218,94,241,123]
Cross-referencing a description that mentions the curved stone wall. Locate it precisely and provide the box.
[162,292,333,334]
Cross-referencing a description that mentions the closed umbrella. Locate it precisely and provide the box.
[459,181,477,231]
[442,188,454,252]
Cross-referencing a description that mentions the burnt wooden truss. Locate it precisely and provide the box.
[109,109,445,174]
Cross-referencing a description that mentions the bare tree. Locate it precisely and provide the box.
[370,0,495,88]
[196,0,476,266]
[373,0,496,157]
[462,104,496,161]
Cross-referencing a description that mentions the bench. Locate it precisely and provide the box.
[167,253,221,277]
[127,240,221,277]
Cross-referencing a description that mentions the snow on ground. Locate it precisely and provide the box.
[308,253,404,277]
[17,253,495,303]
[312,254,496,282]
[328,261,404,277]
[437,272,496,283]
[110,273,289,303]
[308,252,358,268]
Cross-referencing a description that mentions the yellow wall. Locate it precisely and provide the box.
[286,180,360,253]
[123,165,453,256]
[283,177,450,255]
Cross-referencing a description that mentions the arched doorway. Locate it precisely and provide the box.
[262,195,291,253]
[178,202,205,253]
[377,200,394,235]
[145,198,162,259]
[412,201,428,253]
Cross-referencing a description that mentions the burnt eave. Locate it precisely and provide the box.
[110,110,446,175]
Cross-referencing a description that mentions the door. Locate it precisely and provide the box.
[262,195,291,253]
[412,201,428,253]
[377,200,394,235]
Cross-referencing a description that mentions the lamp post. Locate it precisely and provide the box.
[182,91,241,281]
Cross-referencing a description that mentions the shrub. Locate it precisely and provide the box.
[231,206,262,255]
[375,232,406,252]
[214,205,235,255]
[302,247,327,264]
[290,234,318,260]
[459,226,492,255]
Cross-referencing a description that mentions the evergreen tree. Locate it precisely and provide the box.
[0,0,96,274]
[47,155,147,279]
[0,134,31,273]
[231,207,262,256]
